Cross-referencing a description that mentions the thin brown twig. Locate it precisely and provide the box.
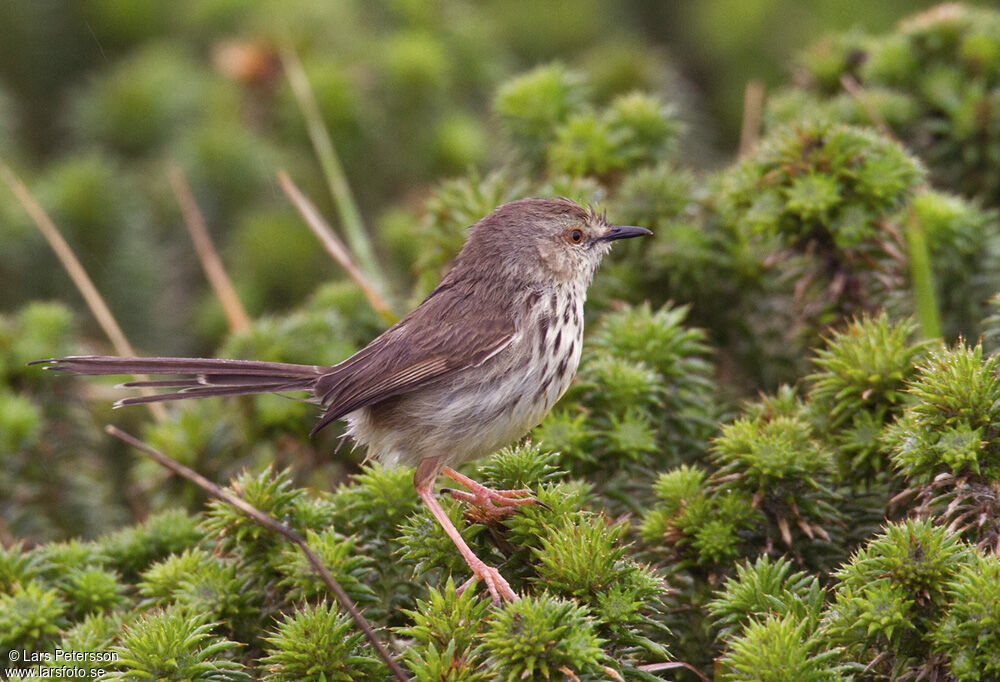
[840,74,895,140]
[168,165,252,333]
[277,170,398,324]
[104,425,409,682]
[738,79,766,158]
[1,161,167,423]
[637,660,711,682]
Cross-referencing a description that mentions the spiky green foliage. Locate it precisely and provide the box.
[396,579,492,682]
[0,302,128,540]
[100,508,203,579]
[640,465,760,567]
[106,608,248,681]
[328,464,423,612]
[475,442,566,491]
[709,555,825,640]
[274,529,377,607]
[482,593,605,681]
[807,313,927,481]
[883,342,1000,553]
[200,466,304,569]
[170,556,261,641]
[770,3,1000,204]
[886,343,1000,480]
[931,550,1000,680]
[717,123,923,246]
[718,613,848,682]
[711,410,840,560]
[0,542,44,592]
[138,547,216,606]
[57,567,125,619]
[534,514,661,613]
[823,520,972,677]
[546,92,680,178]
[494,63,591,167]
[397,494,484,582]
[906,190,1000,338]
[261,600,384,681]
[0,580,69,660]
[714,123,923,335]
[13,5,1000,678]
[50,611,124,679]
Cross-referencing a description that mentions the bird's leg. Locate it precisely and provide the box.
[414,458,517,604]
[439,466,547,523]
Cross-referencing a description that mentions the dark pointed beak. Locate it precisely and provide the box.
[598,225,653,242]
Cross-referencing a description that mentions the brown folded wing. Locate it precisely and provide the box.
[311,282,515,435]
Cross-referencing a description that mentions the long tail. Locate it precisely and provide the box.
[31,356,326,407]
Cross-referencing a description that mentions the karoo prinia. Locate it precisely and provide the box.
[35,197,652,604]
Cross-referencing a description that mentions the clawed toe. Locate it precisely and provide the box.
[457,561,517,605]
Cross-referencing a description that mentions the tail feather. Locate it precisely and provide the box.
[34,355,325,406]
[114,380,316,407]
[117,379,202,389]
[32,355,325,377]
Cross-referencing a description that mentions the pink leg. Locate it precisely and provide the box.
[414,459,517,604]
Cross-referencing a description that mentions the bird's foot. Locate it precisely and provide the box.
[440,467,549,523]
[456,557,517,605]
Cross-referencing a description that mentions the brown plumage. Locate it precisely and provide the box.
[34,197,651,604]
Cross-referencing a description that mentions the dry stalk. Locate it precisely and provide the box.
[277,170,397,324]
[739,80,765,157]
[0,161,167,422]
[168,165,251,333]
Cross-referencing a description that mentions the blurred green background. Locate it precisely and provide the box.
[0,0,974,355]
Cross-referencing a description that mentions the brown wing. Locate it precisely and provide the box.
[310,282,515,435]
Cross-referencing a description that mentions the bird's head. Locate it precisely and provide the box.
[462,197,652,287]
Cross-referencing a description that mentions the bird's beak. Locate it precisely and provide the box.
[597,225,653,242]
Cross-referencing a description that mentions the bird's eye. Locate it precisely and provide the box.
[569,229,583,243]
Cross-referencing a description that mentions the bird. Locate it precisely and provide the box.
[33,197,651,604]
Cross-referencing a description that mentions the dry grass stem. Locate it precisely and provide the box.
[738,80,765,157]
[168,165,252,333]
[840,74,895,139]
[105,425,410,682]
[278,170,397,324]
[1,161,167,422]
[278,44,382,285]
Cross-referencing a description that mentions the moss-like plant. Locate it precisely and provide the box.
[138,547,216,606]
[770,4,1000,205]
[714,122,924,335]
[199,466,304,571]
[100,508,203,580]
[807,313,927,482]
[0,580,69,660]
[710,409,840,561]
[708,555,825,640]
[718,613,848,682]
[930,549,1000,680]
[58,567,126,620]
[823,519,972,678]
[396,579,491,681]
[883,342,1000,552]
[261,600,385,681]
[106,607,248,681]
[535,302,718,511]
[482,593,606,681]
[640,464,760,567]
